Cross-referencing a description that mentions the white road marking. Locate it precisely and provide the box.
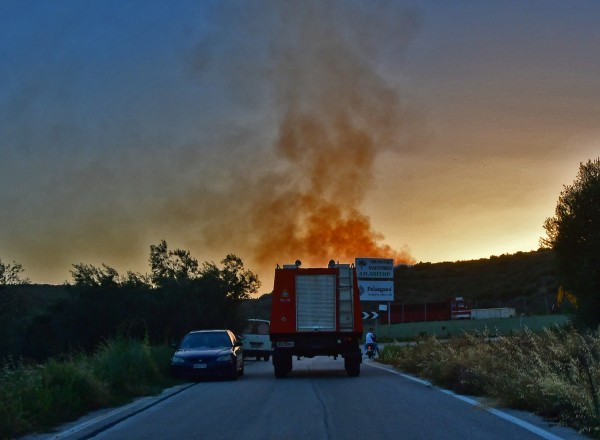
[366,361,565,440]
[45,383,196,439]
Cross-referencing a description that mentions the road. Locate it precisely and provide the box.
[61,356,580,440]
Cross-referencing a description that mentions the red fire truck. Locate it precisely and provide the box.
[269,260,363,378]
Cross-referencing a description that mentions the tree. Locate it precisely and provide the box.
[16,243,261,359]
[201,254,261,302]
[0,258,31,359]
[194,254,261,331]
[542,158,600,327]
[70,263,120,288]
[149,240,199,287]
[69,263,150,289]
[0,258,30,285]
[148,242,261,336]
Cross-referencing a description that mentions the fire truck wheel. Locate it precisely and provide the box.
[273,352,292,378]
[274,364,288,378]
[345,358,360,377]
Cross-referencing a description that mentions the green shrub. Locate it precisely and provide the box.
[39,357,110,423]
[150,344,180,385]
[0,339,178,439]
[0,359,41,438]
[92,337,162,397]
[0,356,110,438]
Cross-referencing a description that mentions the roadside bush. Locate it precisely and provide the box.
[0,359,41,438]
[382,334,490,395]
[478,327,600,433]
[92,337,162,397]
[39,358,110,423]
[150,344,179,382]
[0,339,179,439]
[381,327,600,436]
[0,356,108,439]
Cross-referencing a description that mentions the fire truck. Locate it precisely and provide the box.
[269,260,363,378]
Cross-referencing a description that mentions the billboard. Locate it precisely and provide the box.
[355,257,394,301]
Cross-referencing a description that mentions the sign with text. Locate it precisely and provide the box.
[355,258,394,301]
[355,258,394,279]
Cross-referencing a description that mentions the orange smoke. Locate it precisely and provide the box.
[185,2,418,281]
[249,110,415,269]
[254,198,413,268]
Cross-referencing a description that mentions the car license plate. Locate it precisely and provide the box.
[193,363,207,369]
[277,342,294,348]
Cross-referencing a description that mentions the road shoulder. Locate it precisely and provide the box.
[20,383,196,440]
[364,360,587,440]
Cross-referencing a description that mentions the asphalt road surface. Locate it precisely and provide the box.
[29,356,586,440]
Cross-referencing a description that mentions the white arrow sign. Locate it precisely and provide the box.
[362,311,379,320]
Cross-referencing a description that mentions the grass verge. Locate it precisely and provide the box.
[379,326,600,437]
[0,338,182,439]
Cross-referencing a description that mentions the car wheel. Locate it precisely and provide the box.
[263,355,270,362]
[238,363,244,377]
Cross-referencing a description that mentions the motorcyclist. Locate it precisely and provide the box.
[365,328,379,357]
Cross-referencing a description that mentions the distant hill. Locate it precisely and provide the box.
[242,249,560,319]
[394,249,558,314]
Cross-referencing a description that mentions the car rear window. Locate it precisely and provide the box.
[243,321,270,335]
[182,332,232,348]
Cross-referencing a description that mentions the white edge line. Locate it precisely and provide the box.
[51,384,195,439]
[366,362,565,440]
[51,398,152,439]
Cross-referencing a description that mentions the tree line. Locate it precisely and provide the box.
[0,240,260,361]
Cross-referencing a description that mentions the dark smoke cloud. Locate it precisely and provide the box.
[1,1,419,286]
[165,1,419,278]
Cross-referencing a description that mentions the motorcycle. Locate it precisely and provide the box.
[365,342,377,359]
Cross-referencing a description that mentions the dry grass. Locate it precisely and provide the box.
[380,326,600,437]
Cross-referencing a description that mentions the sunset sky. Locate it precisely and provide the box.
[2,1,600,291]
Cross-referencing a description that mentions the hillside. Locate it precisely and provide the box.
[242,249,560,318]
[394,249,558,314]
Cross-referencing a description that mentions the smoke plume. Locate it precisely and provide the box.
[1,1,418,285]
[184,2,418,275]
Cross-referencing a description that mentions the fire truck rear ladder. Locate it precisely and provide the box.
[338,264,354,331]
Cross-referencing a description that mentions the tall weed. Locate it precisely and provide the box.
[381,327,600,436]
[39,357,110,422]
[0,339,177,439]
[0,359,41,438]
[92,337,162,397]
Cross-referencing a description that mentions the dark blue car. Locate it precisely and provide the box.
[170,329,244,380]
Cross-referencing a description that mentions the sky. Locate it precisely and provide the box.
[2,1,600,291]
